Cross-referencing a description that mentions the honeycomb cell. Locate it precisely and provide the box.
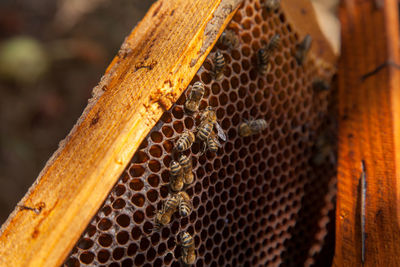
[65,1,337,267]
[98,233,113,247]
[134,210,145,224]
[117,231,130,245]
[113,247,125,261]
[133,151,149,164]
[97,249,110,263]
[113,198,126,209]
[150,131,163,143]
[130,178,144,191]
[162,125,174,138]
[148,160,161,172]
[149,145,162,158]
[79,252,95,264]
[130,165,145,178]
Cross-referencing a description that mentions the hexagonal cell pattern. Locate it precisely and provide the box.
[63,1,337,267]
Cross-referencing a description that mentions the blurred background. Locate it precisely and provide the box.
[0,0,156,225]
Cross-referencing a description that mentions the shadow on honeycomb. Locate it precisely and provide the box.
[64,0,337,266]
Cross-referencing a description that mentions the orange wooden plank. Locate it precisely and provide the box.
[333,0,400,266]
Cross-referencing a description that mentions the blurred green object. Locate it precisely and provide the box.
[0,36,49,84]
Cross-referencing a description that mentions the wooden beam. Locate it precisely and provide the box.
[281,0,338,63]
[333,0,400,265]
[0,1,241,266]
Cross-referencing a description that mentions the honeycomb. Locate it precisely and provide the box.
[63,1,337,266]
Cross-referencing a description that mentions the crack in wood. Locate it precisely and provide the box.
[361,61,400,81]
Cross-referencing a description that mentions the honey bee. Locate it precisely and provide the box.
[175,131,196,152]
[312,78,330,92]
[257,49,272,75]
[178,191,192,217]
[219,29,239,49]
[178,154,194,185]
[267,34,281,51]
[197,120,214,143]
[180,232,196,266]
[295,34,312,65]
[169,160,184,192]
[198,107,226,142]
[154,194,179,230]
[206,131,221,153]
[239,119,267,137]
[312,131,336,166]
[185,81,205,114]
[258,34,281,75]
[264,0,281,12]
[213,51,225,81]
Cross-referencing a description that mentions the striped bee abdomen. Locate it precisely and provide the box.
[169,160,184,192]
[257,49,271,75]
[178,192,192,217]
[176,131,195,152]
[178,154,194,185]
[268,34,281,51]
[213,51,225,81]
[180,232,194,248]
[250,119,267,132]
[197,121,213,142]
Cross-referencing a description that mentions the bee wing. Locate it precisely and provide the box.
[214,123,226,141]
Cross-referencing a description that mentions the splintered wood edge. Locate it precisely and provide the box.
[0,0,336,266]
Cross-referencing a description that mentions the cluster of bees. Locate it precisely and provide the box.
[152,0,328,265]
[154,80,227,265]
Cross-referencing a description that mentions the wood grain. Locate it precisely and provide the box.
[0,0,337,266]
[333,0,400,266]
[0,1,241,266]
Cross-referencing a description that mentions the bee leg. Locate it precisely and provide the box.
[179,256,186,266]
[200,141,208,155]
[152,223,162,233]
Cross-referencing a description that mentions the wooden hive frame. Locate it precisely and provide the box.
[0,0,339,266]
[333,0,400,266]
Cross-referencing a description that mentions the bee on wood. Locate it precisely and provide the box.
[312,78,330,92]
[185,81,205,114]
[206,131,221,153]
[178,191,192,217]
[197,107,226,144]
[154,194,179,230]
[180,231,196,266]
[175,131,196,152]
[178,154,194,185]
[213,51,225,81]
[169,160,184,192]
[219,29,239,49]
[239,119,267,137]
[264,0,281,12]
[295,34,312,65]
[258,34,281,75]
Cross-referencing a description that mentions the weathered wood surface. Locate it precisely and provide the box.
[0,1,241,266]
[0,0,338,266]
[333,0,400,266]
